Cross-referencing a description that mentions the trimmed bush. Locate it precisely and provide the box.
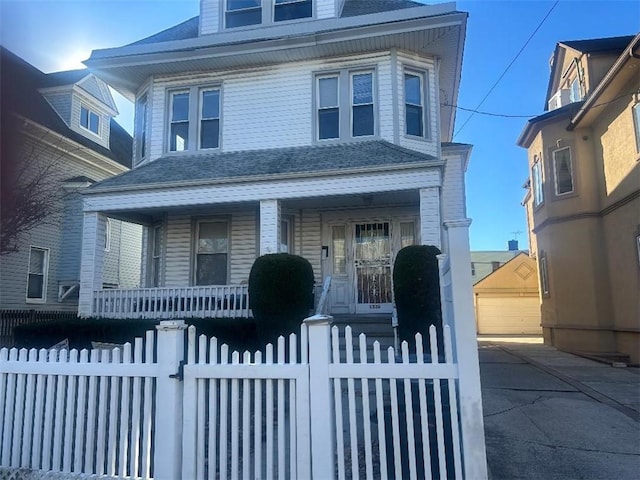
[249,253,314,344]
[393,245,442,347]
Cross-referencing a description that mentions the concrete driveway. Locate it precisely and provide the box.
[479,337,640,480]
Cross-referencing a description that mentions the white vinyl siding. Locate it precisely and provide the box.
[300,210,322,285]
[229,212,257,283]
[316,0,336,18]
[148,53,397,160]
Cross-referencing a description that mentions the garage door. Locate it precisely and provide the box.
[476,296,541,334]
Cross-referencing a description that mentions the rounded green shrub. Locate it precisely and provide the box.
[249,253,314,344]
[393,245,442,347]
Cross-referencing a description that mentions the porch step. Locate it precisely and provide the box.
[331,315,396,360]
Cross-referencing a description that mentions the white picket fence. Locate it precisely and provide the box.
[0,315,486,480]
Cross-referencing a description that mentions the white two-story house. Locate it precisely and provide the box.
[79,0,473,319]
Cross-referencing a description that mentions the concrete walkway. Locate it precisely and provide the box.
[479,337,640,480]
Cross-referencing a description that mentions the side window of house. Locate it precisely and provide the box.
[225,0,262,28]
[404,69,429,138]
[80,105,100,135]
[399,222,415,248]
[280,218,293,253]
[195,221,229,285]
[168,87,221,153]
[539,251,550,296]
[569,77,581,102]
[316,69,376,141]
[151,225,162,287]
[104,219,111,252]
[532,155,544,207]
[136,94,148,162]
[27,247,49,302]
[633,102,640,153]
[552,146,574,195]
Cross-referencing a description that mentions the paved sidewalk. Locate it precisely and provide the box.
[479,337,640,480]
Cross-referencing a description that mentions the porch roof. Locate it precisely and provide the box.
[87,140,440,193]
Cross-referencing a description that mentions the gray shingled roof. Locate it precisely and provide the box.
[560,35,634,54]
[127,1,428,46]
[88,140,439,191]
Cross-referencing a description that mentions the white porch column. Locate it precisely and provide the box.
[78,211,106,317]
[419,187,442,248]
[260,199,281,255]
[445,219,488,479]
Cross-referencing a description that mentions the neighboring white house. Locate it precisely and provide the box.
[0,49,142,312]
[79,0,474,320]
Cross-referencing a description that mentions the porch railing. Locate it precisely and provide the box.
[92,285,251,319]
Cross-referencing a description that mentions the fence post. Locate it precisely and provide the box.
[304,314,335,480]
[444,219,488,479]
[154,320,187,480]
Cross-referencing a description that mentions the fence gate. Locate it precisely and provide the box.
[181,326,311,480]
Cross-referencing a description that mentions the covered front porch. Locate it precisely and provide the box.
[78,141,452,319]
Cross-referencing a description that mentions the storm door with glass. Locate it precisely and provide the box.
[195,221,228,285]
[354,222,393,313]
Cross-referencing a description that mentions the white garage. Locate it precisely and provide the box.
[473,252,542,335]
[476,295,541,334]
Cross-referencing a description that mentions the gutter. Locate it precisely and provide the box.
[568,32,640,131]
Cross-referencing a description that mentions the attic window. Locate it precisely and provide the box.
[80,106,100,135]
[226,0,262,28]
[274,0,312,21]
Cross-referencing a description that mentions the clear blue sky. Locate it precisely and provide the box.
[2,0,638,250]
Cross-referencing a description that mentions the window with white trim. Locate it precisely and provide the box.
[404,70,429,138]
[316,69,376,141]
[280,218,293,253]
[274,0,312,21]
[168,87,221,152]
[104,219,111,252]
[27,247,49,302]
[399,222,415,248]
[151,225,162,287]
[532,155,544,207]
[80,105,100,135]
[136,94,148,161]
[633,102,640,153]
[552,147,574,195]
[569,77,581,102]
[195,220,229,285]
[225,0,262,28]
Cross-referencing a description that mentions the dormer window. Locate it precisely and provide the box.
[80,105,100,135]
[226,0,262,28]
[570,78,581,102]
[274,0,312,21]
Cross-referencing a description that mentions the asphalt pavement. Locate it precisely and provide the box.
[478,337,640,480]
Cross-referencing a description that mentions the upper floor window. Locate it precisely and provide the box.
[27,246,49,302]
[274,0,312,21]
[532,155,544,207]
[552,147,574,195]
[80,105,100,135]
[404,70,429,138]
[168,87,221,152]
[226,0,262,28]
[569,78,581,102]
[316,69,376,141]
[136,94,148,161]
[633,102,640,153]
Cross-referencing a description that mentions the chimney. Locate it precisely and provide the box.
[508,239,519,251]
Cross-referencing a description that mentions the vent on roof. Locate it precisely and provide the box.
[548,89,571,111]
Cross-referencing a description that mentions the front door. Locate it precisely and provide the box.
[354,223,393,313]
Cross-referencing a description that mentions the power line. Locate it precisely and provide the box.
[453,0,560,138]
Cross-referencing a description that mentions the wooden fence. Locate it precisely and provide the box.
[0,316,487,479]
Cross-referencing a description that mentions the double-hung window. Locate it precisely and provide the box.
[226,0,262,28]
[532,155,544,207]
[195,221,229,285]
[151,225,162,287]
[80,105,100,135]
[404,70,428,138]
[316,69,376,141]
[274,0,312,22]
[168,87,221,152]
[27,247,49,302]
[552,147,574,195]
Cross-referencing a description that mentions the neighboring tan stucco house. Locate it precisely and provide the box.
[0,49,142,312]
[517,34,640,364]
[470,247,524,286]
[473,252,541,335]
[76,0,476,322]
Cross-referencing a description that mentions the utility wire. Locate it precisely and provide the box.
[444,90,640,120]
[453,0,560,137]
